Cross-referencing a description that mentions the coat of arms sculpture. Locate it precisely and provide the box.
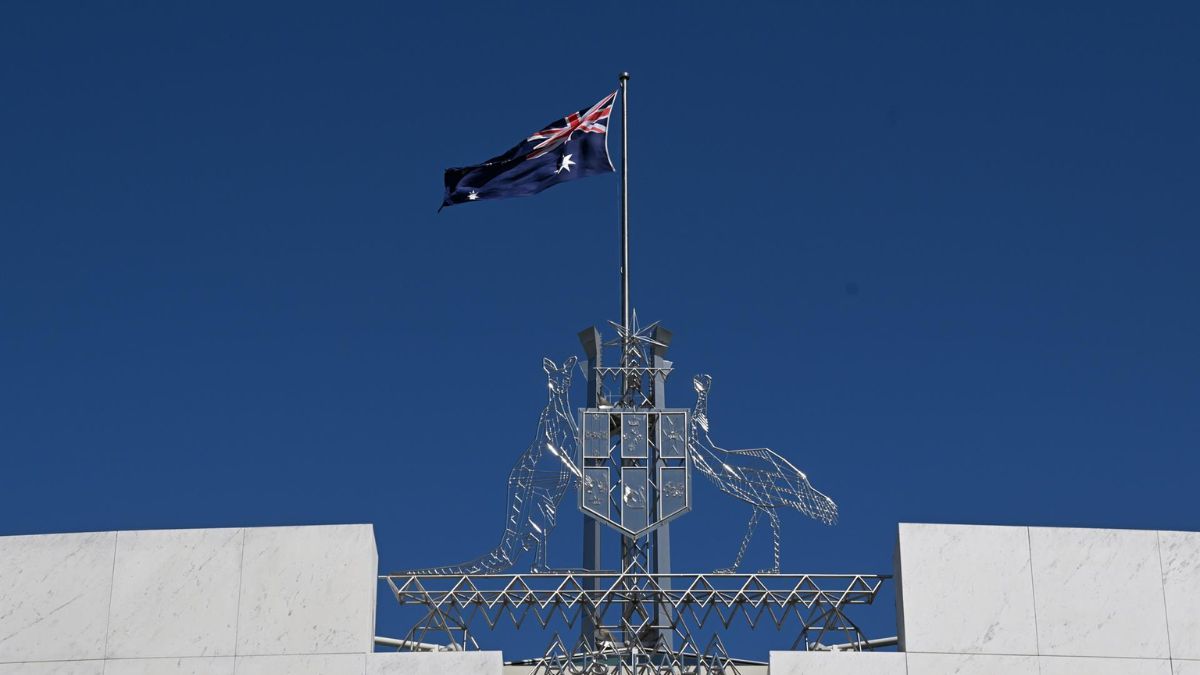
[387,73,890,671]
[578,316,693,540]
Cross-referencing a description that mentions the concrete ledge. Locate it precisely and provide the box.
[770,651,906,675]
[1038,656,1171,675]
[368,652,503,675]
[906,653,1040,675]
[236,653,368,674]
[104,656,236,674]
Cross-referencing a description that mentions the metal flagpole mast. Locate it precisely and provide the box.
[616,69,637,650]
[580,74,632,650]
[619,72,630,349]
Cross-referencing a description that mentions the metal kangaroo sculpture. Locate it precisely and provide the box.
[689,374,839,574]
[397,356,580,575]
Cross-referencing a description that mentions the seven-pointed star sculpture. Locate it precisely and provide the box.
[604,310,666,351]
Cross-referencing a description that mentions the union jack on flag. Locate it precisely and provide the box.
[440,91,618,210]
[526,92,616,160]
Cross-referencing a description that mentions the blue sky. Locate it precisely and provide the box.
[2,0,1198,656]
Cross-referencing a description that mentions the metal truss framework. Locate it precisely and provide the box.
[382,563,890,674]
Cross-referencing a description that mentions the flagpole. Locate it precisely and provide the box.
[616,73,636,642]
[618,71,631,408]
[619,72,630,341]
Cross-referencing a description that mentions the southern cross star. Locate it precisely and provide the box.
[467,190,479,200]
[555,154,575,174]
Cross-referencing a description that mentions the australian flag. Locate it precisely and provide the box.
[441,91,617,210]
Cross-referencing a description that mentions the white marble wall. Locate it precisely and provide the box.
[1161,530,1200,661]
[895,523,1037,655]
[895,523,1200,675]
[0,524,377,673]
[106,528,244,659]
[237,525,378,656]
[0,531,116,663]
[1029,526,1169,658]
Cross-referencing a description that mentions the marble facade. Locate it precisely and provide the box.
[1028,526,1169,658]
[2,522,1198,673]
[0,531,116,664]
[1161,530,1200,661]
[897,523,1200,675]
[0,524,377,674]
[105,527,244,659]
[894,523,1038,655]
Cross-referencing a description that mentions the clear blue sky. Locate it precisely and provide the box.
[2,1,1198,654]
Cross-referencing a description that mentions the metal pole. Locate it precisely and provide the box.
[617,71,637,650]
[619,72,630,340]
[373,636,457,652]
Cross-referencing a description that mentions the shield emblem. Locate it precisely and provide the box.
[579,409,692,537]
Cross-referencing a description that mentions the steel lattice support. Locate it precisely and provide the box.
[381,564,890,673]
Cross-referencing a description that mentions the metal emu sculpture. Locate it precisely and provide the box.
[689,374,839,573]
[398,356,579,575]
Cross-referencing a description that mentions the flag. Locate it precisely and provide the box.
[440,91,617,210]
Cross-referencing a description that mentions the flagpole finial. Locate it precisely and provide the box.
[619,72,630,81]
